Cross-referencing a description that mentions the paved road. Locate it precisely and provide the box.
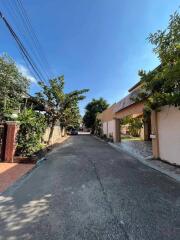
[0,135,180,240]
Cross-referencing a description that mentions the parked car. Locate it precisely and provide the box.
[70,129,78,135]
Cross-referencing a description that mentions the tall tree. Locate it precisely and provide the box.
[137,11,180,112]
[61,99,81,130]
[36,75,88,144]
[0,55,29,120]
[83,98,109,133]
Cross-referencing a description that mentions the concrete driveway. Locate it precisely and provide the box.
[0,135,180,240]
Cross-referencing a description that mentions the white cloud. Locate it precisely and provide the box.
[17,64,37,84]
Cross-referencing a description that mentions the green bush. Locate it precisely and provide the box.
[95,119,103,136]
[108,133,113,142]
[128,118,143,137]
[121,116,143,137]
[16,109,47,156]
[102,134,107,140]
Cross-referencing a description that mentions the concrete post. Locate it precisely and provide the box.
[114,118,121,143]
[4,121,19,163]
[151,111,159,159]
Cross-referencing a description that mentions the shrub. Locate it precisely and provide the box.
[16,109,47,156]
[108,133,113,142]
[95,119,103,136]
[102,134,107,140]
[121,116,143,137]
[128,118,143,137]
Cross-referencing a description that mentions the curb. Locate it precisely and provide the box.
[36,157,46,165]
[108,142,180,183]
[93,135,106,143]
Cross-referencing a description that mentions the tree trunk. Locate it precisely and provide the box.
[48,121,55,145]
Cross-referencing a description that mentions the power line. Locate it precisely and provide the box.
[0,13,49,110]
[2,0,51,82]
[16,0,54,78]
[0,1,44,84]
[14,0,52,80]
[0,11,47,84]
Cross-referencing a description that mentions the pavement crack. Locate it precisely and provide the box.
[87,157,131,240]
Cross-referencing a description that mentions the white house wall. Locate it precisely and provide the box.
[102,120,116,138]
[103,122,108,135]
[157,106,180,165]
[108,120,116,137]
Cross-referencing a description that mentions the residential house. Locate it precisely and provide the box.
[97,81,150,142]
[98,82,180,166]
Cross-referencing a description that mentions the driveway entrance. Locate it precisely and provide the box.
[116,140,153,159]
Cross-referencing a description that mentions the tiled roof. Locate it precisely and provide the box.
[97,103,116,122]
[128,81,141,92]
[113,89,140,113]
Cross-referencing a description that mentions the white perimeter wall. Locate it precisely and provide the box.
[102,120,116,138]
[43,126,62,145]
[103,122,108,135]
[157,106,180,165]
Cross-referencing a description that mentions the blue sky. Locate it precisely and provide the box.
[0,0,179,115]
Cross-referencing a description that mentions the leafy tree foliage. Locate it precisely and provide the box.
[62,101,81,130]
[121,116,143,137]
[0,55,29,120]
[83,98,109,133]
[36,75,88,144]
[128,118,143,137]
[94,118,103,136]
[16,109,46,156]
[137,11,180,111]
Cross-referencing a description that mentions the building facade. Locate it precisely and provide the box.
[98,82,180,166]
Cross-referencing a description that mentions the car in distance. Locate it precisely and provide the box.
[70,129,78,135]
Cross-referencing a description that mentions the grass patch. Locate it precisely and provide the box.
[121,135,143,141]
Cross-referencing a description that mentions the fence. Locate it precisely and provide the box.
[42,125,65,145]
[0,122,66,162]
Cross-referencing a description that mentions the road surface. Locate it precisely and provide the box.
[0,135,180,239]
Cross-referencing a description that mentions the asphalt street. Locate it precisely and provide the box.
[0,135,180,240]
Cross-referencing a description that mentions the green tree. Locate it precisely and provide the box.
[121,116,143,137]
[128,118,143,137]
[0,55,29,120]
[83,98,109,133]
[36,75,88,144]
[137,11,180,111]
[16,109,46,156]
[94,118,103,136]
[62,101,81,130]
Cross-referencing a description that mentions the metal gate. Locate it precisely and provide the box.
[0,124,5,161]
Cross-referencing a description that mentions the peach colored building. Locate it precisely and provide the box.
[97,82,150,142]
[97,104,117,139]
[151,106,180,165]
[98,82,180,166]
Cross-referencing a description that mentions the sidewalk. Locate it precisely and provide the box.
[109,142,180,182]
[0,136,70,194]
[0,163,35,193]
